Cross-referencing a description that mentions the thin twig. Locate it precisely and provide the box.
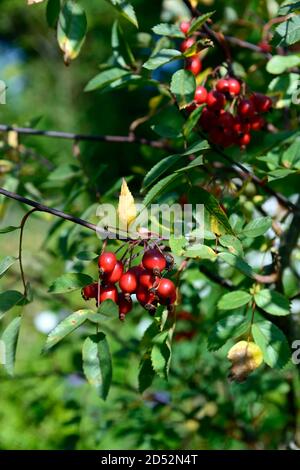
[18,208,37,296]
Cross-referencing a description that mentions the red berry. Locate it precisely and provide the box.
[128,265,144,278]
[185,55,202,76]
[217,111,235,128]
[194,86,208,104]
[100,284,118,303]
[233,117,251,135]
[142,249,167,273]
[227,78,241,95]
[238,133,251,146]
[180,21,191,35]
[216,78,229,93]
[258,41,272,53]
[136,286,156,306]
[199,107,215,131]
[98,251,117,274]
[222,128,236,148]
[118,293,132,321]
[237,99,255,118]
[180,37,195,52]
[104,260,124,284]
[119,271,138,294]
[156,278,177,305]
[139,270,156,290]
[82,283,98,300]
[250,115,265,131]
[251,93,272,113]
[209,128,225,146]
[206,91,226,111]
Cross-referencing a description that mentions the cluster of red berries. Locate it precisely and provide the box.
[193,78,272,149]
[180,21,202,76]
[81,248,177,321]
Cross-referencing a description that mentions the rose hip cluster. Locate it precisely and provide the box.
[180,21,202,76]
[195,79,272,148]
[81,248,177,321]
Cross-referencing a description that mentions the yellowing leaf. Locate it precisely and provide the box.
[210,215,221,236]
[118,178,137,230]
[7,131,18,149]
[227,340,263,382]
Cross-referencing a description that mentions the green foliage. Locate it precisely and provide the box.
[82,333,112,400]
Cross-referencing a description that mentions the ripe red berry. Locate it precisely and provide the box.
[136,286,157,306]
[217,111,235,128]
[216,78,229,93]
[233,117,251,135]
[185,55,202,76]
[250,115,265,131]
[100,284,118,303]
[206,91,226,111]
[118,293,132,321]
[180,37,195,52]
[156,278,177,305]
[180,21,191,35]
[227,78,241,96]
[98,251,117,274]
[238,133,251,146]
[128,265,144,278]
[82,283,98,300]
[139,270,156,290]
[119,271,138,294]
[222,128,236,148]
[142,249,167,274]
[194,86,208,104]
[104,260,124,284]
[209,128,225,146]
[237,99,255,118]
[250,93,272,113]
[199,107,215,131]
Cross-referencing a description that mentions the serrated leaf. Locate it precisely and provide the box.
[151,337,171,380]
[279,1,300,15]
[82,333,112,400]
[142,154,182,190]
[218,291,252,310]
[1,316,21,376]
[0,226,20,234]
[254,289,290,316]
[218,252,254,279]
[0,291,24,320]
[207,313,249,351]
[138,352,155,393]
[275,16,300,46]
[85,68,131,92]
[49,273,93,294]
[0,256,17,278]
[219,235,243,256]
[266,55,300,74]
[252,320,291,368]
[188,11,215,35]
[169,236,186,256]
[241,216,272,238]
[152,23,184,38]
[183,105,204,138]
[57,0,87,64]
[184,243,217,261]
[175,155,204,174]
[143,173,180,207]
[170,70,196,109]
[105,0,138,28]
[143,49,182,70]
[182,140,210,155]
[44,309,92,351]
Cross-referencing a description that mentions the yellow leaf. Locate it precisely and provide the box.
[118,179,137,231]
[210,215,221,236]
[227,340,263,382]
[7,131,18,149]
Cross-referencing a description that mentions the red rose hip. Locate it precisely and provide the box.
[119,271,138,294]
[104,260,124,284]
[156,278,177,305]
[100,284,118,303]
[194,86,208,104]
[98,251,117,274]
[142,249,167,274]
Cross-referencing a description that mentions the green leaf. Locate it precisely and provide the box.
[105,0,138,28]
[281,139,300,168]
[0,256,17,279]
[143,173,180,207]
[138,352,155,393]
[182,139,210,155]
[279,1,300,15]
[152,23,185,38]
[189,187,234,235]
[184,244,217,261]
[275,16,300,46]
[143,49,182,70]
[266,54,300,74]
[252,320,291,368]
[57,0,87,64]
[76,251,99,261]
[85,68,131,92]
[44,309,92,351]
[142,154,182,190]
[218,291,252,310]
[267,168,296,181]
[111,21,135,69]
[207,313,249,351]
[241,216,272,238]
[0,226,20,234]
[169,236,186,256]
[183,105,204,138]
[175,155,203,173]
[219,235,243,256]
[98,299,118,317]
[0,291,24,320]
[49,273,93,294]
[82,333,112,400]
[46,0,60,28]
[151,331,171,380]
[1,316,21,376]
[188,11,215,35]
[170,70,196,109]
[151,106,184,138]
[219,252,254,279]
[254,289,290,316]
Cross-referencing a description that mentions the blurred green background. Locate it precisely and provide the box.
[0,0,299,450]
